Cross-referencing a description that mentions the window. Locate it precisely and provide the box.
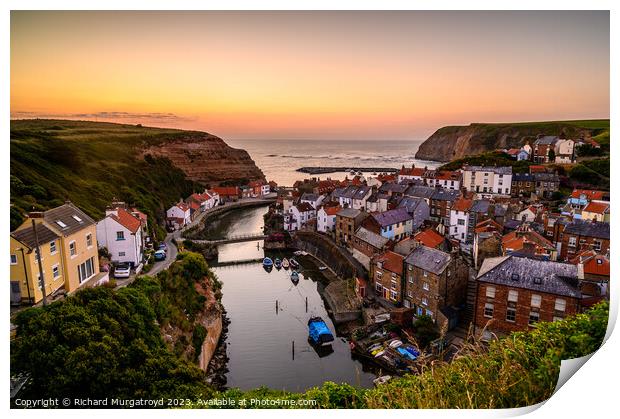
[555,298,566,312]
[376,271,383,279]
[10,254,17,265]
[422,297,428,306]
[72,215,83,223]
[86,233,93,247]
[528,311,540,326]
[594,240,602,251]
[506,307,516,322]
[508,290,519,302]
[119,252,126,257]
[77,257,95,283]
[52,264,60,278]
[457,219,465,225]
[568,236,576,247]
[423,282,429,291]
[55,220,67,229]
[484,303,494,318]
[69,241,76,257]
[375,282,382,293]
[486,286,496,298]
[404,300,411,308]
[116,231,125,241]
[407,290,413,298]
[426,309,433,318]
[391,280,397,290]
[423,271,428,278]
[408,274,414,283]
[531,294,542,308]
[390,290,398,301]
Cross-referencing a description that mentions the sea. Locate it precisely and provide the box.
[225,139,440,187]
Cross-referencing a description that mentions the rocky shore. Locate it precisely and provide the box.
[205,309,231,390]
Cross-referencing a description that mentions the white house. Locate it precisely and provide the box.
[554,139,576,163]
[449,198,472,243]
[300,193,325,209]
[462,166,512,196]
[351,186,372,210]
[287,202,317,231]
[97,207,144,266]
[206,190,220,208]
[516,206,538,223]
[317,205,341,233]
[166,202,191,229]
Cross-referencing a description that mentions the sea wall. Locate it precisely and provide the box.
[199,315,223,371]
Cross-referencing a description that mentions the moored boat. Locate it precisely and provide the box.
[282,258,290,269]
[290,270,300,283]
[307,316,335,346]
[289,258,299,269]
[274,258,282,269]
[263,257,273,267]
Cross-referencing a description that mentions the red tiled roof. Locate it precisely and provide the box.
[376,251,404,275]
[475,218,502,233]
[501,230,554,253]
[569,250,610,276]
[188,201,201,210]
[212,186,239,196]
[323,205,342,216]
[583,201,609,214]
[452,198,473,212]
[399,167,425,177]
[529,165,546,173]
[111,208,142,233]
[414,229,444,249]
[506,148,520,155]
[571,189,606,201]
[176,202,190,212]
[435,170,460,181]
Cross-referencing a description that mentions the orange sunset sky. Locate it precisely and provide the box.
[11,11,609,140]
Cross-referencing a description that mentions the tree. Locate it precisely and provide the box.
[547,148,556,163]
[413,315,440,348]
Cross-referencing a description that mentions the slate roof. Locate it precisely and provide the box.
[397,196,426,213]
[379,183,408,194]
[470,199,491,214]
[534,136,559,145]
[354,227,389,249]
[300,193,320,202]
[42,203,96,236]
[431,188,460,202]
[353,185,372,200]
[12,224,60,249]
[564,220,610,239]
[533,172,560,182]
[513,173,535,182]
[372,207,412,227]
[463,166,512,175]
[404,185,436,199]
[337,208,362,219]
[404,245,451,275]
[477,256,580,298]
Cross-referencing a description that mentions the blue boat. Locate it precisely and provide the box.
[308,316,334,346]
[263,257,273,267]
[290,270,300,284]
[274,258,282,269]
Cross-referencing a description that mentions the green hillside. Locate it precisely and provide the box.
[10,119,204,235]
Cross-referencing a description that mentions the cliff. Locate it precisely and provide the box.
[141,134,265,185]
[10,119,264,231]
[414,120,607,162]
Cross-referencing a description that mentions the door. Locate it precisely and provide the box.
[10,281,21,305]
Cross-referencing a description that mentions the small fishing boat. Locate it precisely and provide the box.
[274,258,282,269]
[349,170,355,175]
[307,316,335,346]
[262,257,273,267]
[290,270,300,283]
[289,258,299,269]
[281,258,290,269]
[389,339,403,349]
[318,266,328,271]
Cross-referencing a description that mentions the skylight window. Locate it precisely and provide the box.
[72,215,83,223]
[533,277,543,285]
[55,220,68,229]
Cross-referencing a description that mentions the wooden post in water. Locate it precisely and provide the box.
[292,340,295,360]
[276,300,278,314]
[305,297,308,312]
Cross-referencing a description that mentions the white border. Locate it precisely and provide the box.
[2,2,616,419]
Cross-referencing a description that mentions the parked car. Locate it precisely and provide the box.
[114,262,131,279]
[158,243,167,251]
[154,250,167,261]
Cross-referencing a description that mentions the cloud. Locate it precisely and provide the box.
[10,111,197,123]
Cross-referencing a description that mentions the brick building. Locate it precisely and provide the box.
[474,256,580,334]
[371,251,405,304]
[560,220,610,260]
[335,208,368,244]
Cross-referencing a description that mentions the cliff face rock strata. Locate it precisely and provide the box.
[415,122,593,162]
[142,134,265,185]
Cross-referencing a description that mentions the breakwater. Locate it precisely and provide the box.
[297,166,399,174]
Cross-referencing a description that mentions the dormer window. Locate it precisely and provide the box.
[511,273,519,281]
[533,277,543,285]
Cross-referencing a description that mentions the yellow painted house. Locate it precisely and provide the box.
[10,202,102,305]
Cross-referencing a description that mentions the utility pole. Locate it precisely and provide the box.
[31,219,47,306]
